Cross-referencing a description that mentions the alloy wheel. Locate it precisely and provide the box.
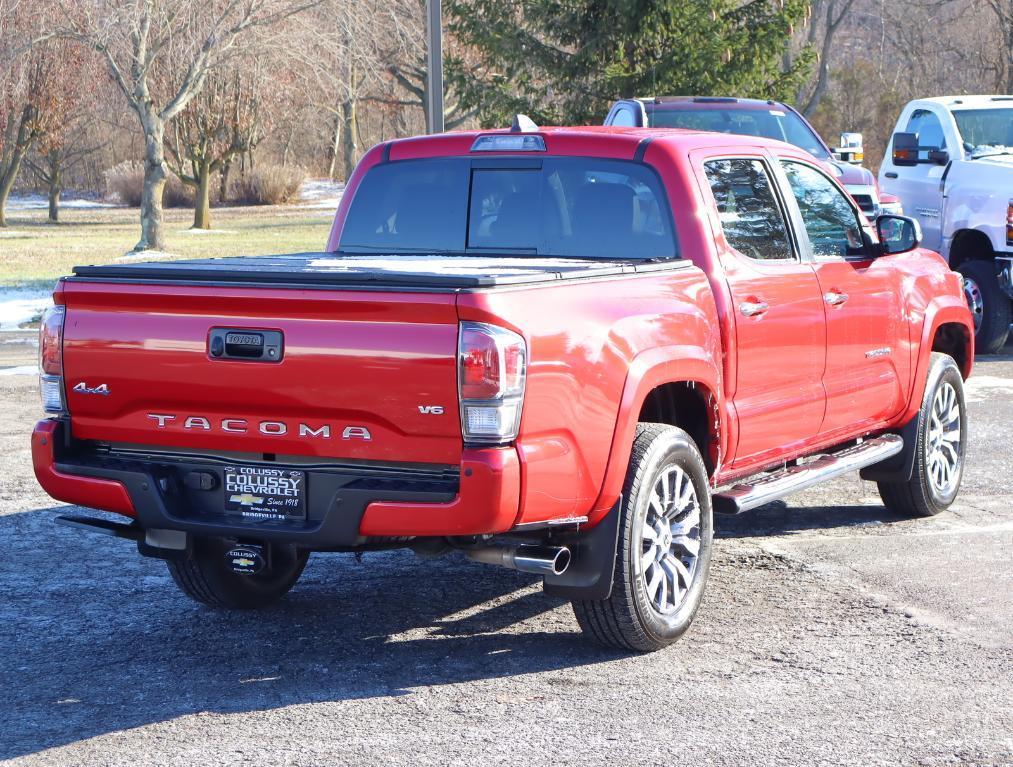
[926,381,962,497]
[639,464,701,615]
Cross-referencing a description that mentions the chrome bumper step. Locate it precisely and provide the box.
[712,435,904,514]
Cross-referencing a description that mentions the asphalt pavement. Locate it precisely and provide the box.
[1,333,1010,766]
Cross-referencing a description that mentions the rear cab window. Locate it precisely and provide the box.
[338,156,678,260]
[703,159,795,261]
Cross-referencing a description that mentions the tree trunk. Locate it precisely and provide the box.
[0,105,36,228]
[0,147,28,229]
[220,158,232,203]
[193,161,212,230]
[341,95,357,181]
[48,160,62,223]
[327,113,342,180]
[137,109,168,251]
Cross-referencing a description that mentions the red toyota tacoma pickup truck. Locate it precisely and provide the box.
[33,122,973,652]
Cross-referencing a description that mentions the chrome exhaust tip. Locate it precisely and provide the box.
[465,544,571,576]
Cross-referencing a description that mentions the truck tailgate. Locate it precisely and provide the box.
[60,281,463,465]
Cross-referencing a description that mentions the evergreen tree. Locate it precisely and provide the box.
[447,0,815,127]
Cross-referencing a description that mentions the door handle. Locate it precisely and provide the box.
[885,172,898,179]
[824,291,849,306]
[739,300,769,317]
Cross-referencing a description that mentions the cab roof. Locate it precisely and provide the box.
[385,124,804,163]
[638,96,788,111]
[913,95,1013,110]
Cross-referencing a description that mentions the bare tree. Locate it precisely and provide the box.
[166,62,274,229]
[980,0,1012,92]
[796,0,859,116]
[0,1,81,227]
[290,0,386,181]
[383,0,475,134]
[27,119,106,222]
[50,0,318,251]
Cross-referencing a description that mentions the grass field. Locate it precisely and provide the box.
[0,204,335,287]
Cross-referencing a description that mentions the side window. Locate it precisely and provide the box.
[703,159,793,261]
[609,105,637,127]
[780,161,865,259]
[905,109,946,160]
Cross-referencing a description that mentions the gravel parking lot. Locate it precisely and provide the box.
[1,333,1010,767]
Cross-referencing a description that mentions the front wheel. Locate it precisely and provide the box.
[573,423,713,652]
[167,536,308,609]
[878,353,967,517]
[958,260,1010,354]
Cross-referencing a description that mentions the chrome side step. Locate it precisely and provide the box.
[712,435,904,514]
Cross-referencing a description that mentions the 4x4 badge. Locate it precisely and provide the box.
[72,382,111,396]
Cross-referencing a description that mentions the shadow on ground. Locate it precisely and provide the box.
[0,507,619,760]
[716,501,908,538]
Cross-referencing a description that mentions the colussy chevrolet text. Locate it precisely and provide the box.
[33,120,973,651]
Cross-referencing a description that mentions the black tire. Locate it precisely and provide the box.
[878,353,967,517]
[572,423,713,652]
[958,260,1011,354]
[167,536,308,609]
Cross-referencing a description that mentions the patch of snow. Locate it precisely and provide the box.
[299,178,344,210]
[0,289,52,331]
[0,365,37,377]
[6,193,118,211]
[964,374,1013,403]
[180,228,237,235]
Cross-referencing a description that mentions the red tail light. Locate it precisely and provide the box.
[458,322,526,444]
[1006,199,1012,245]
[40,305,64,375]
[39,305,66,413]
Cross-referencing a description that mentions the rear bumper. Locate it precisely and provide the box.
[32,419,521,548]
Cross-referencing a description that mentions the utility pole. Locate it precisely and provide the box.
[425,0,444,134]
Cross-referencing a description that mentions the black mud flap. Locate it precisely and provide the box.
[542,498,622,601]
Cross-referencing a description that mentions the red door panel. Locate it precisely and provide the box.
[724,256,827,464]
[814,258,909,436]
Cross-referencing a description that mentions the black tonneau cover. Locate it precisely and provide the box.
[70,252,687,290]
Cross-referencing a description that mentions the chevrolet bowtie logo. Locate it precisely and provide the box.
[230,493,264,507]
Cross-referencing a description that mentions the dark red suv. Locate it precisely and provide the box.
[605,96,901,219]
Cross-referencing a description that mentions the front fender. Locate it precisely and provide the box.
[901,292,973,429]
[587,345,724,525]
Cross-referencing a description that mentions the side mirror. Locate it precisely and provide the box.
[834,132,864,164]
[892,132,920,166]
[876,214,922,255]
[927,148,949,165]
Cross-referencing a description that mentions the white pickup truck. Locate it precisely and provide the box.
[879,95,1013,353]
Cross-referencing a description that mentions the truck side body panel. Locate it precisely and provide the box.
[458,264,724,526]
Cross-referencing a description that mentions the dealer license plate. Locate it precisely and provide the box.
[223,465,306,521]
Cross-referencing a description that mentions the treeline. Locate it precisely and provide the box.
[1,0,1008,248]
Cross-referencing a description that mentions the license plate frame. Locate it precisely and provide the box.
[223,465,306,521]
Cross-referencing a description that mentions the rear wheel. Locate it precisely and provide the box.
[573,423,713,652]
[878,353,967,517]
[958,260,1010,354]
[167,536,308,609]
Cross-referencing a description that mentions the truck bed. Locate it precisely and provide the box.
[71,253,687,290]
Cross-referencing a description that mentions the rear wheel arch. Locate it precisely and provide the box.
[588,346,725,524]
[638,381,719,474]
